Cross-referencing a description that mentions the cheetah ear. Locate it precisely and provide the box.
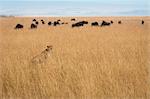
[47,45,52,48]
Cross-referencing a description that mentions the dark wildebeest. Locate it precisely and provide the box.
[57,19,61,22]
[82,21,88,24]
[142,20,144,24]
[33,19,36,21]
[42,21,45,24]
[72,22,84,28]
[118,21,122,24]
[41,20,45,24]
[72,21,88,28]
[53,21,60,26]
[91,22,99,26]
[15,24,23,29]
[101,21,111,27]
[35,21,39,25]
[48,22,52,26]
[110,21,113,24]
[31,23,37,29]
[71,18,76,21]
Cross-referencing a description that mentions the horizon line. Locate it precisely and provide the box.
[1,15,149,17]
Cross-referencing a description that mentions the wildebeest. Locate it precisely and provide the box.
[142,20,144,24]
[72,21,88,27]
[91,22,99,26]
[82,21,88,24]
[110,21,113,24]
[57,19,61,22]
[118,21,122,24]
[33,19,36,21]
[72,22,83,27]
[72,21,88,28]
[53,21,60,26]
[42,21,45,24]
[15,24,23,29]
[31,23,37,29]
[35,21,39,25]
[101,21,111,27]
[41,20,45,24]
[48,22,52,26]
[72,23,83,27]
[71,18,76,21]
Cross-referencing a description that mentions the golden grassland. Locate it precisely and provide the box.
[0,16,150,98]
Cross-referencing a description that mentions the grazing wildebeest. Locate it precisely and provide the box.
[118,21,122,24]
[110,21,113,24]
[72,23,83,27]
[31,45,53,65]
[15,24,23,29]
[72,23,82,27]
[57,19,61,22]
[91,22,99,26]
[42,21,45,24]
[72,22,85,27]
[31,23,37,29]
[41,20,45,24]
[82,21,88,24]
[72,21,88,28]
[101,21,111,27]
[53,21,60,26]
[35,21,39,25]
[71,18,76,21]
[142,20,144,24]
[33,19,36,21]
[48,22,52,26]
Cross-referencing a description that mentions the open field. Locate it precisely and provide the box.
[0,16,150,98]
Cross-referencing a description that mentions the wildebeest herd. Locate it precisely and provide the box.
[15,18,145,29]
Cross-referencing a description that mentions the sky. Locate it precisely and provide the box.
[0,0,149,16]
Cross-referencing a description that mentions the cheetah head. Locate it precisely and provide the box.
[46,45,53,51]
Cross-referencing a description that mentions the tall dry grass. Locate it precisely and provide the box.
[0,17,150,98]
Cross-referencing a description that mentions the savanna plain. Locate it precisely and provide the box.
[0,17,150,98]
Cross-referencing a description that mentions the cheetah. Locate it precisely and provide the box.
[30,45,53,65]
